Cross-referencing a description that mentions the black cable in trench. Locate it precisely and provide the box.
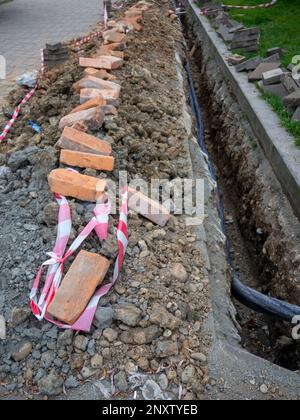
[174,3,300,323]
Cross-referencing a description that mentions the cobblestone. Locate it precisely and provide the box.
[0,0,104,103]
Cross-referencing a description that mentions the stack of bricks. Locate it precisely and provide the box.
[45,1,171,326]
[50,1,153,202]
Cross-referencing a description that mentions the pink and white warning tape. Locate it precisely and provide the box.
[0,48,45,143]
[112,2,125,10]
[104,3,109,28]
[0,17,104,143]
[30,187,128,332]
[223,0,277,9]
[199,0,277,15]
[74,30,103,47]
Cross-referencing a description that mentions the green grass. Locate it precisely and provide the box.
[195,0,300,146]
[260,91,300,146]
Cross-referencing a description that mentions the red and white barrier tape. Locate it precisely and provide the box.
[0,16,104,143]
[223,0,277,9]
[104,3,109,28]
[74,30,103,47]
[0,48,45,143]
[30,186,128,332]
[112,2,125,9]
[199,0,277,14]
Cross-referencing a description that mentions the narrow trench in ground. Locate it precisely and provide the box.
[177,13,300,372]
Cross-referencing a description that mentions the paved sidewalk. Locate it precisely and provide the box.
[0,0,104,103]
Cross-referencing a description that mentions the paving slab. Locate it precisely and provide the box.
[258,81,288,99]
[0,0,104,105]
[248,62,281,82]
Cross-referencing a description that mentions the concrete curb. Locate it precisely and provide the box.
[183,0,300,221]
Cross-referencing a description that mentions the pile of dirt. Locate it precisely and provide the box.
[0,1,212,400]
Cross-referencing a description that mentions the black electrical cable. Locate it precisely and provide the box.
[174,2,300,323]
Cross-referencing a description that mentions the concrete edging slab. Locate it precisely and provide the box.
[184,0,300,220]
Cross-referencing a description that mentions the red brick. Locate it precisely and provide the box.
[60,150,115,171]
[96,43,121,55]
[71,121,88,132]
[48,168,106,202]
[84,68,117,81]
[79,76,121,94]
[59,106,104,130]
[103,28,126,44]
[80,88,120,107]
[56,126,112,156]
[103,105,118,116]
[47,250,110,324]
[128,187,171,227]
[72,80,81,93]
[95,49,124,59]
[125,10,143,18]
[118,17,143,32]
[70,96,106,114]
[79,56,123,70]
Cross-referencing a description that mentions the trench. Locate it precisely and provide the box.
[173,4,300,372]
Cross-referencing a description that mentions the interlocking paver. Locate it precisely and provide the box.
[0,0,104,104]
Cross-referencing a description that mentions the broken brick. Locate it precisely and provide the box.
[79,56,124,70]
[103,28,127,44]
[60,149,115,171]
[96,43,121,55]
[56,126,112,156]
[125,9,143,18]
[70,96,106,114]
[118,17,143,32]
[103,105,118,116]
[72,80,82,93]
[72,121,88,132]
[84,68,117,81]
[94,47,124,60]
[47,250,110,325]
[59,106,104,130]
[48,168,106,202]
[79,76,121,93]
[80,88,120,107]
[128,187,170,227]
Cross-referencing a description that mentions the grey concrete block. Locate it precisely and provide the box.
[281,73,299,94]
[236,56,262,72]
[292,107,300,121]
[258,81,288,99]
[263,53,281,63]
[267,47,283,58]
[283,90,300,108]
[248,62,281,82]
[262,68,284,85]
[183,0,300,222]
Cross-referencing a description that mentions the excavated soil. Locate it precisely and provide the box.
[182,14,300,372]
[0,1,213,400]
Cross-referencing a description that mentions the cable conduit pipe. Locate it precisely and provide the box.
[176,3,300,323]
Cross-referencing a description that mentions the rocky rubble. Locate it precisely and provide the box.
[0,0,211,400]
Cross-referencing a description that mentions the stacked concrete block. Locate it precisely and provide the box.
[44,43,69,68]
[231,28,260,53]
